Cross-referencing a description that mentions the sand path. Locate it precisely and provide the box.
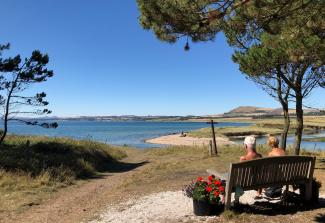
[1,153,149,223]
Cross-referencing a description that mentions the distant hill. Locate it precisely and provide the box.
[223,106,319,117]
[227,106,273,114]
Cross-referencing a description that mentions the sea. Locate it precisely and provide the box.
[4,120,325,150]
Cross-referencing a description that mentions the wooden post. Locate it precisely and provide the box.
[207,119,217,156]
[209,140,212,156]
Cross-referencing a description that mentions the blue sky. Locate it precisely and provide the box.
[0,0,324,116]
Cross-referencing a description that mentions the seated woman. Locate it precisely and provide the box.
[264,136,285,198]
[268,136,285,157]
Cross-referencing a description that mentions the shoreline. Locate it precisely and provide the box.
[145,133,236,146]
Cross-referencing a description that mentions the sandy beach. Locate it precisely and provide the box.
[145,133,236,146]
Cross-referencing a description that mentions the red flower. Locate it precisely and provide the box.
[214,191,220,197]
[197,176,204,182]
[208,175,215,181]
[207,181,212,185]
[214,180,222,186]
[218,186,224,192]
[206,186,213,192]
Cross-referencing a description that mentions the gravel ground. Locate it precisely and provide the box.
[89,190,312,223]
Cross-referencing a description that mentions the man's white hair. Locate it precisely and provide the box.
[244,136,256,147]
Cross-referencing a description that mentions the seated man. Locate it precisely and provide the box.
[238,136,263,199]
[240,136,262,161]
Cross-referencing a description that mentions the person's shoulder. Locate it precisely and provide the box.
[279,148,286,155]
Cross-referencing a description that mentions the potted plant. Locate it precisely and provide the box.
[183,175,225,216]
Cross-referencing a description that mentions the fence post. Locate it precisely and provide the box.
[207,120,218,156]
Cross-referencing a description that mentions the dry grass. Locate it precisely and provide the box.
[0,135,127,213]
[121,144,325,193]
[1,135,324,222]
[117,144,325,223]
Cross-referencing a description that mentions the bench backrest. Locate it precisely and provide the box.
[227,156,316,191]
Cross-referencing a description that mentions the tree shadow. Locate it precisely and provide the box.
[231,195,325,217]
[0,141,149,181]
[314,213,325,223]
[315,167,325,170]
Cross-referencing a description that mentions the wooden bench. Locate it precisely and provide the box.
[207,156,316,209]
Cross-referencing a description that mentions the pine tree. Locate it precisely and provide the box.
[0,44,57,144]
[137,0,325,154]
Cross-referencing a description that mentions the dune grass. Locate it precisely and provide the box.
[0,135,127,212]
[1,134,324,219]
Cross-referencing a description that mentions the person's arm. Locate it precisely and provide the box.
[240,156,246,162]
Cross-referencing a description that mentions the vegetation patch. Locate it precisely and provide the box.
[188,117,325,139]
[0,135,127,212]
[188,125,283,138]
[304,137,325,142]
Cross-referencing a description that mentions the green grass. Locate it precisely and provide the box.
[188,125,283,138]
[0,135,128,212]
[304,137,325,142]
[188,117,325,139]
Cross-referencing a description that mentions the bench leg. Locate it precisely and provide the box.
[305,181,312,202]
[225,181,232,209]
[225,192,232,209]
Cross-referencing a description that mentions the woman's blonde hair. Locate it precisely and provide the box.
[267,136,279,148]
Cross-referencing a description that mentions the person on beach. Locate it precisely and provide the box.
[180,132,187,137]
[267,136,285,157]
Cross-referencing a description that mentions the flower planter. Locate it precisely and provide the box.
[193,199,224,216]
[193,199,211,216]
[184,176,226,216]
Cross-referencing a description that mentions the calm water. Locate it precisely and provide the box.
[5,120,325,150]
[234,133,325,151]
[6,120,249,148]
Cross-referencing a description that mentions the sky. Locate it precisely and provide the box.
[0,0,324,117]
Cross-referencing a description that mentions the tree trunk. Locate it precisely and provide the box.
[276,70,290,151]
[0,96,10,145]
[280,107,290,150]
[0,115,8,145]
[0,76,19,145]
[294,94,304,155]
